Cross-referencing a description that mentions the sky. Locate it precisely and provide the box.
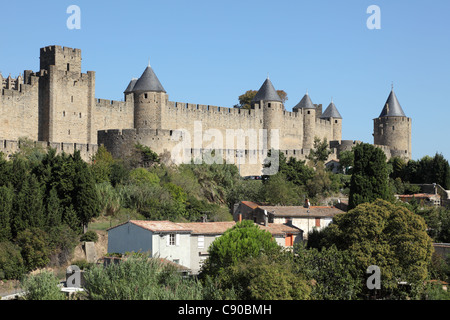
[1,0,449,161]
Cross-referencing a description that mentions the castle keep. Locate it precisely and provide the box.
[0,45,411,175]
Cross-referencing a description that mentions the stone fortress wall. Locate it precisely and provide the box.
[0,45,411,175]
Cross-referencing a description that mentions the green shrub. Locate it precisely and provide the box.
[0,241,25,280]
[80,230,98,243]
[21,271,65,300]
[83,256,203,300]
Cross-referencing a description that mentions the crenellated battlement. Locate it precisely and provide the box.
[168,101,263,117]
[95,98,129,110]
[0,139,98,162]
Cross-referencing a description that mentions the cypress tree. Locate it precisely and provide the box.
[349,143,392,209]
[46,186,62,227]
[0,185,13,241]
[72,151,100,232]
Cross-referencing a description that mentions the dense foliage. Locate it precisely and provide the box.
[83,255,203,300]
[349,143,393,209]
[0,148,99,279]
[308,199,434,299]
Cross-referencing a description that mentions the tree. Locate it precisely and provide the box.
[260,172,304,205]
[16,228,50,272]
[402,153,450,189]
[46,186,62,227]
[235,90,288,109]
[11,174,45,237]
[72,151,101,232]
[90,145,114,183]
[338,150,354,174]
[295,244,361,300]
[201,220,280,277]
[0,241,25,280]
[307,137,332,167]
[0,185,13,241]
[214,253,311,300]
[321,199,434,299]
[348,143,392,210]
[129,168,160,186]
[278,154,315,187]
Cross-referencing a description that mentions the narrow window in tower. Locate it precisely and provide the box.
[68,129,71,135]
[79,113,82,118]
[307,111,310,114]
[71,96,74,103]
[67,63,70,71]
[144,93,148,99]
[335,120,338,124]
[268,103,271,108]
[392,126,395,130]
[63,111,66,117]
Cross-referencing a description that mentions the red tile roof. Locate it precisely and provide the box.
[241,201,259,209]
[258,205,343,218]
[180,221,236,235]
[108,220,300,236]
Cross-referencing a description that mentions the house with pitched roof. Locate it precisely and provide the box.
[107,219,302,274]
[234,201,345,239]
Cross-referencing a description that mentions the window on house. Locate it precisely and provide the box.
[315,218,320,227]
[198,236,204,249]
[173,259,180,264]
[169,233,175,246]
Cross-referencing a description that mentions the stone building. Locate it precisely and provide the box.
[0,45,411,174]
[373,87,412,159]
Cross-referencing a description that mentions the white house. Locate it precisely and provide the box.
[234,201,345,240]
[107,220,302,274]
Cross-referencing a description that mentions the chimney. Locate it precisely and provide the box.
[239,214,242,223]
[304,198,310,208]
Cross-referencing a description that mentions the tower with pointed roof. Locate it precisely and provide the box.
[125,63,168,130]
[320,99,342,142]
[373,88,411,159]
[251,76,284,150]
[293,92,317,149]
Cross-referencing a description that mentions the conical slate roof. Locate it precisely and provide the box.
[132,65,166,93]
[252,77,282,102]
[293,93,315,109]
[379,89,406,117]
[321,101,342,119]
[124,78,138,94]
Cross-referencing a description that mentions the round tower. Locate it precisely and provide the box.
[293,92,316,150]
[252,76,284,151]
[320,99,343,142]
[373,88,411,159]
[131,63,168,130]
